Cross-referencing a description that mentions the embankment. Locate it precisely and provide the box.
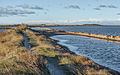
[0,25,50,75]
[35,27,120,43]
[0,25,120,75]
[30,28,120,75]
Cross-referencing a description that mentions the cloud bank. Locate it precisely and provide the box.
[23,18,103,23]
[17,4,43,10]
[108,5,117,8]
[0,7,35,17]
[94,4,118,10]
[0,4,45,17]
[65,5,80,9]
[94,8,101,10]
[23,18,120,24]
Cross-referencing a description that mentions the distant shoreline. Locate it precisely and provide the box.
[1,24,120,28]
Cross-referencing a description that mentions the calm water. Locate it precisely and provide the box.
[31,28,46,30]
[51,35,120,72]
[47,26,120,36]
[0,29,6,32]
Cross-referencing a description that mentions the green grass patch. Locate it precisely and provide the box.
[20,49,26,53]
[38,48,57,57]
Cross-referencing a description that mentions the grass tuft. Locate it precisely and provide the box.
[0,25,50,75]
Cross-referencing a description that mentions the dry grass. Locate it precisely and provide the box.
[58,53,112,75]
[0,25,50,75]
[26,28,115,75]
[4,25,115,75]
[24,29,57,57]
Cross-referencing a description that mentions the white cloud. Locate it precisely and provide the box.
[23,18,104,24]
[117,18,120,21]
[0,7,35,17]
[65,5,80,9]
[17,4,43,10]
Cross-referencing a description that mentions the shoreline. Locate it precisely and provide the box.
[50,35,120,72]
[0,26,120,74]
[34,27,120,43]
[30,29,120,74]
[49,35,120,74]
[50,35,120,73]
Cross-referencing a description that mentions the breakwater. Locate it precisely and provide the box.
[35,27,120,43]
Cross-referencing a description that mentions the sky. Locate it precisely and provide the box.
[0,0,120,25]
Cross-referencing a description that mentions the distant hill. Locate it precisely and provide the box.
[82,24,103,26]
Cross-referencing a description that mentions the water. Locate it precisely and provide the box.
[51,35,120,72]
[0,29,7,32]
[31,26,120,72]
[47,26,120,36]
[31,28,47,30]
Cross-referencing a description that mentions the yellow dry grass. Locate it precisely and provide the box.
[58,53,112,75]
[1,25,114,75]
[24,29,57,57]
[0,25,50,75]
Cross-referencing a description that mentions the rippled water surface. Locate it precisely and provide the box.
[47,26,120,36]
[51,35,120,72]
[31,28,46,30]
[0,29,6,32]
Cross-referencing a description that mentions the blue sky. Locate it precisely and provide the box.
[0,0,120,25]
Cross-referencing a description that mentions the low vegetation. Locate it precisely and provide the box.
[58,53,112,75]
[0,25,50,75]
[0,25,119,75]
[27,27,116,75]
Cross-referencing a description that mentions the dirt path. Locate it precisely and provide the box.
[23,33,31,50]
[23,33,68,75]
[46,61,67,75]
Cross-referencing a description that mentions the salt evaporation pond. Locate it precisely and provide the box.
[51,35,120,72]
[47,26,120,36]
